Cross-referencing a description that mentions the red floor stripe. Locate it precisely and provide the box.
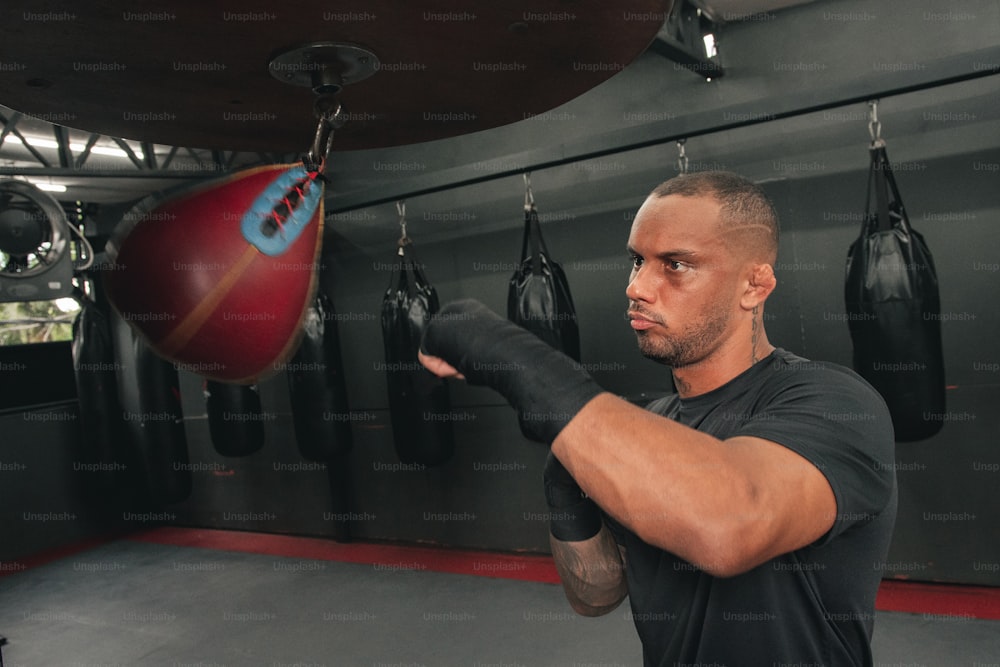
[876,579,1000,621]
[127,526,562,584]
[0,531,130,579]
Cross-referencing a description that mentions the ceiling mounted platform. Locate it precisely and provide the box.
[0,2,671,153]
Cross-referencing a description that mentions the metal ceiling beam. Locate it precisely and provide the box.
[0,167,231,179]
[141,141,157,170]
[0,105,296,177]
[160,145,179,170]
[0,111,51,168]
[53,125,72,169]
[74,134,99,169]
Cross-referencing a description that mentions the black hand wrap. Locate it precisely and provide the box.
[544,451,603,542]
[420,298,603,444]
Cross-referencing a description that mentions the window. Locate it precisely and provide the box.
[0,297,81,346]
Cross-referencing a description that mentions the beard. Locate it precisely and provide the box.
[630,301,731,368]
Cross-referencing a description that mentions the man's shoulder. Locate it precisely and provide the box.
[765,348,878,395]
[758,348,893,433]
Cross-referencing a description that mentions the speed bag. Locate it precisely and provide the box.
[287,291,353,461]
[205,381,265,457]
[71,289,127,505]
[507,205,581,361]
[103,162,325,384]
[111,310,192,506]
[845,144,945,442]
[381,240,455,465]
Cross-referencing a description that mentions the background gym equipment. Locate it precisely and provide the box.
[287,291,355,541]
[103,162,327,384]
[287,291,353,462]
[204,381,266,457]
[507,173,581,361]
[845,102,946,442]
[70,282,127,507]
[0,180,77,303]
[110,311,192,507]
[381,202,455,466]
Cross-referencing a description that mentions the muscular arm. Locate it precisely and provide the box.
[417,302,836,578]
[552,393,836,578]
[550,524,628,616]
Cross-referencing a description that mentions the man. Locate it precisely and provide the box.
[419,171,898,666]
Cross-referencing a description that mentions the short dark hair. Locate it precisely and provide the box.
[651,171,779,262]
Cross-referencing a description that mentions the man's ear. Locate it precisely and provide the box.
[742,263,776,310]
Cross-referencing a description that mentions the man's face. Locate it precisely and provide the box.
[625,193,749,368]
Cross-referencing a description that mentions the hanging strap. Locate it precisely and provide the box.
[393,199,420,300]
[872,147,892,233]
[397,240,419,300]
[867,145,912,234]
[521,206,552,276]
[863,145,893,234]
[881,148,911,233]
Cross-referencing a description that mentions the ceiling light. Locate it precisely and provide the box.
[81,145,138,158]
[703,33,717,58]
[31,182,67,192]
[3,135,144,159]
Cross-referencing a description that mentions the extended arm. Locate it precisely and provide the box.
[420,300,836,578]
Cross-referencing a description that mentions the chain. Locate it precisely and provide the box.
[396,200,408,245]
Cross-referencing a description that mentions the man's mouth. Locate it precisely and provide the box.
[628,309,660,331]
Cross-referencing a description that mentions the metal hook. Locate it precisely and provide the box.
[868,100,883,146]
[676,139,689,174]
[523,172,535,212]
[306,96,344,172]
[396,200,408,245]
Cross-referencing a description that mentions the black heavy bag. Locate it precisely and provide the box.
[287,291,353,461]
[205,380,265,457]
[288,292,355,542]
[507,203,581,361]
[111,308,192,505]
[71,286,126,505]
[845,144,945,442]
[381,239,455,465]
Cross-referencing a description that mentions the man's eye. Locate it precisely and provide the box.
[667,260,688,272]
[630,255,643,269]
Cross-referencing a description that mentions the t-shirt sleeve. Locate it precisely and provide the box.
[736,365,896,544]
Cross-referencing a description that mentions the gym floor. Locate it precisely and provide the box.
[1,528,998,667]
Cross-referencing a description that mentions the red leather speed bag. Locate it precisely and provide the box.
[104,163,324,384]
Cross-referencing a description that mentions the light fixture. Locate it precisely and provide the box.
[703,33,717,58]
[4,135,144,160]
[30,182,67,193]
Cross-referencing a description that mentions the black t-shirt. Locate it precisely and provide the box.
[605,348,898,667]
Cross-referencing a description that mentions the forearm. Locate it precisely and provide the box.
[552,393,756,576]
[550,523,627,616]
